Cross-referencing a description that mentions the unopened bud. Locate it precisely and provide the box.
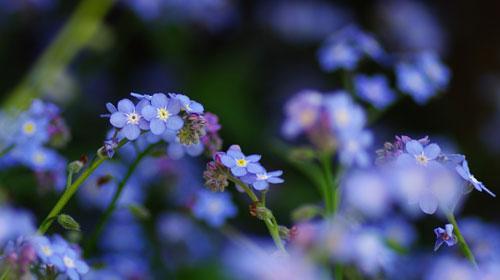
[57,214,81,231]
[67,160,84,173]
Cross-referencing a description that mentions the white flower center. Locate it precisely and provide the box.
[256,173,269,180]
[415,153,428,166]
[33,152,46,164]
[335,109,350,127]
[208,200,222,214]
[63,256,75,268]
[22,121,37,135]
[156,107,170,121]
[41,245,52,256]
[126,112,141,125]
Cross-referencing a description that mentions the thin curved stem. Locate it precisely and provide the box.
[228,176,287,253]
[446,213,478,268]
[84,143,156,257]
[0,144,15,159]
[37,139,128,235]
[319,153,335,216]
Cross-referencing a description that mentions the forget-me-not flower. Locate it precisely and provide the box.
[220,145,264,176]
[354,74,396,109]
[141,93,184,135]
[242,170,284,191]
[109,98,149,140]
[434,224,457,251]
[397,140,441,167]
[282,90,323,139]
[456,159,495,197]
[192,190,237,227]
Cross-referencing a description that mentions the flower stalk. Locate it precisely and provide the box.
[446,213,478,268]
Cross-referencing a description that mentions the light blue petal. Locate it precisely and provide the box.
[122,124,140,140]
[141,105,156,121]
[106,102,117,113]
[117,99,135,113]
[424,143,441,160]
[247,163,265,174]
[110,112,127,128]
[150,119,166,135]
[267,177,284,184]
[166,115,184,131]
[246,154,261,162]
[445,224,454,236]
[186,143,204,156]
[167,143,184,160]
[268,170,283,177]
[231,167,247,176]
[167,98,181,115]
[227,149,244,159]
[253,180,269,190]
[419,192,438,214]
[151,93,168,108]
[405,140,423,156]
[189,101,204,113]
[220,155,235,167]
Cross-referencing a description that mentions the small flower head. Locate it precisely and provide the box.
[219,145,264,177]
[242,170,284,191]
[141,93,184,135]
[455,159,495,197]
[281,90,323,139]
[434,224,457,251]
[169,93,204,113]
[397,140,441,167]
[177,113,206,145]
[354,74,396,109]
[192,190,237,227]
[203,160,229,192]
[109,98,149,140]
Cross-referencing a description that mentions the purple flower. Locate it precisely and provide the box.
[220,145,264,177]
[169,93,204,113]
[242,170,284,191]
[354,74,396,109]
[434,224,457,251]
[456,160,495,197]
[109,99,148,140]
[141,93,184,135]
[397,140,441,167]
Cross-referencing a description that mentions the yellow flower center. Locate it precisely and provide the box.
[126,112,141,125]
[22,121,36,135]
[33,152,46,164]
[156,107,170,121]
[335,109,350,127]
[236,159,247,167]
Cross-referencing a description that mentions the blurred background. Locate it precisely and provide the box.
[0,0,499,278]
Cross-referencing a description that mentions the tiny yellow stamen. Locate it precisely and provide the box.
[156,107,170,121]
[236,159,247,167]
[22,121,36,135]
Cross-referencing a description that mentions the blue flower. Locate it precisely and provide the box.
[396,52,450,105]
[16,115,49,145]
[324,92,366,136]
[456,159,495,197]
[0,207,35,246]
[242,170,284,191]
[192,190,237,227]
[397,140,441,167]
[434,224,457,251]
[108,98,149,140]
[51,236,89,280]
[169,93,204,113]
[141,93,184,135]
[162,129,204,159]
[318,26,385,72]
[31,235,63,267]
[16,145,62,171]
[338,130,373,167]
[354,74,396,109]
[220,145,264,176]
[281,90,323,139]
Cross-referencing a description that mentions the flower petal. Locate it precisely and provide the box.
[268,170,283,177]
[189,101,204,113]
[166,115,184,131]
[231,166,247,176]
[150,119,166,135]
[167,98,181,115]
[445,224,454,236]
[122,124,140,140]
[247,163,265,174]
[253,180,269,190]
[117,99,135,113]
[419,192,438,214]
[110,112,127,128]
[141,105,156,121]
[151,93,168,108]
[406,140,423,156]
[220,155,235,167]
[246,154,261,162]
[267,177,284,184]
[424,143,441,160]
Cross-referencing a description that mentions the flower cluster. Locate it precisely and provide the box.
[103,92,211,160]
[282,90,372,167]
[0,99,69,191]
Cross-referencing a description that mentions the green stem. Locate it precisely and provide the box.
[228,176,287,253]
[65,171,74,192]
[84,143,156,257]
[0,267,10,280]
[319,153,335,216]
[446,213,478,268]
[0,144,15,159]
[2,0,115,110]
[37,139,128,235]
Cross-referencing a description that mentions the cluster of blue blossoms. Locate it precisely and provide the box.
[0,100,69,191]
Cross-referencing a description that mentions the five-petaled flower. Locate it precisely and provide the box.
[220,145,264,177]
[397,140,441,167]
[141,93,184,135]
[434,224,457,251]
[108,99,148,140]
[242,170,284,191]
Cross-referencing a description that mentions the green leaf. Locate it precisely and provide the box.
[57,214,81,231]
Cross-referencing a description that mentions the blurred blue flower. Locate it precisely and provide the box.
[350,228,394,276]
[338,129,373,167]
[100,211,146,254]
[354,74,396,109]
[434,224,457,251]
[242,170,284,191]
[397,140,441,167]
[381,217,416,248]
[220,145,264,177]
[31,235,62,267]
[51,236,89,280]
[318,26,386,72]
[324,92,366,136]
[282,90,323,139]
[192,190,237,227]
[424,256,477,280]
[0,207,36,246]
[141,93,184,135]
[100,253,151,279]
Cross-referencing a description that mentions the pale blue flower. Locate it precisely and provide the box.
[241,170,284,191]
[354,74,396,109]
[434,224,457,251]
[192,190,237,227]
[455,159,495,197]
[220,145,264,177]
[141,93,184,135]
[109,98,149,140]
